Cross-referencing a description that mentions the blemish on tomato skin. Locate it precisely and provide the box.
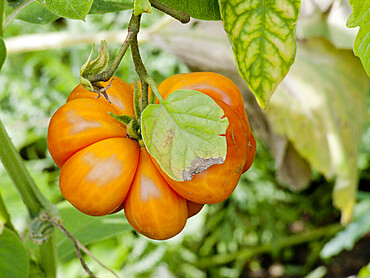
[66,110,103,135]
[109,94,126,113]
[139,175,162,202]
[234,164,243,174]
[81,152,124,187]
[230,127,238,149]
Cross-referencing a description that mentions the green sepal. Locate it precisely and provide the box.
[109,113,134,126]
[80,40,110,91]
[127,119,142,141]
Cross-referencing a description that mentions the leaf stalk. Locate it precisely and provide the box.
[149,0,190,23]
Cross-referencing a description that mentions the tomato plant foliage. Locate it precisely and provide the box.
[1,0,370,277]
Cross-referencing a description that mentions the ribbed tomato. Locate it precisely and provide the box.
[124,148,187,240]
[47,73,255,239]
[48,77,187,239]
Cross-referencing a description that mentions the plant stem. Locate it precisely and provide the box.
[0,120,56,218]
[149,0,190,23]
[141,81,149,109]
[0,119,57,277]
[195,223,343,267]
[39,233,57,278]
[42,212,119,278]
[130,14,163,107]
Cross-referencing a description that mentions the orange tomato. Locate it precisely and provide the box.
[60,138,139,216]
[47,73,255,240]
[124,148,187,240]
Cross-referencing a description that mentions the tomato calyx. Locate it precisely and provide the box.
[91,78,115,104]
[109,113,143,144]
[127,118,142,142]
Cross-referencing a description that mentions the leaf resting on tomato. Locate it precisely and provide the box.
[141,90,229,182]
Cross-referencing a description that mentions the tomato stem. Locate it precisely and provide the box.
[149,0,190,24]
[84,15,137,83]
[82,2,189,112]
[133,81,143,119]
[141,80,149,109]
[130,15,164,107]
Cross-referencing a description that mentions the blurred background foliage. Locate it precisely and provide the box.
[0,1,370,278]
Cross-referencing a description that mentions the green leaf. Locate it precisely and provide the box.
[219,0,301,109]
[0,227,29,278]
[141,89,229,182]
[89,0,134,14]
[56,201,132,262]
[134,0,152,16]
[0,38,6,71]
[346,0,370,77]
[36,0,93,20]
[10,1,59,24]
[160,0,220,20]
[266,38,369,223]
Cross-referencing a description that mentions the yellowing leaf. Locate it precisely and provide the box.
[220,0,301,109]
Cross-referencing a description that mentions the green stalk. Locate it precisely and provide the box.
[0,120,56,217]
[0,119,57,277]
[130,14,163,109]
[149,0,190,23]
[39,232,57,278]
[85,14,137,83]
